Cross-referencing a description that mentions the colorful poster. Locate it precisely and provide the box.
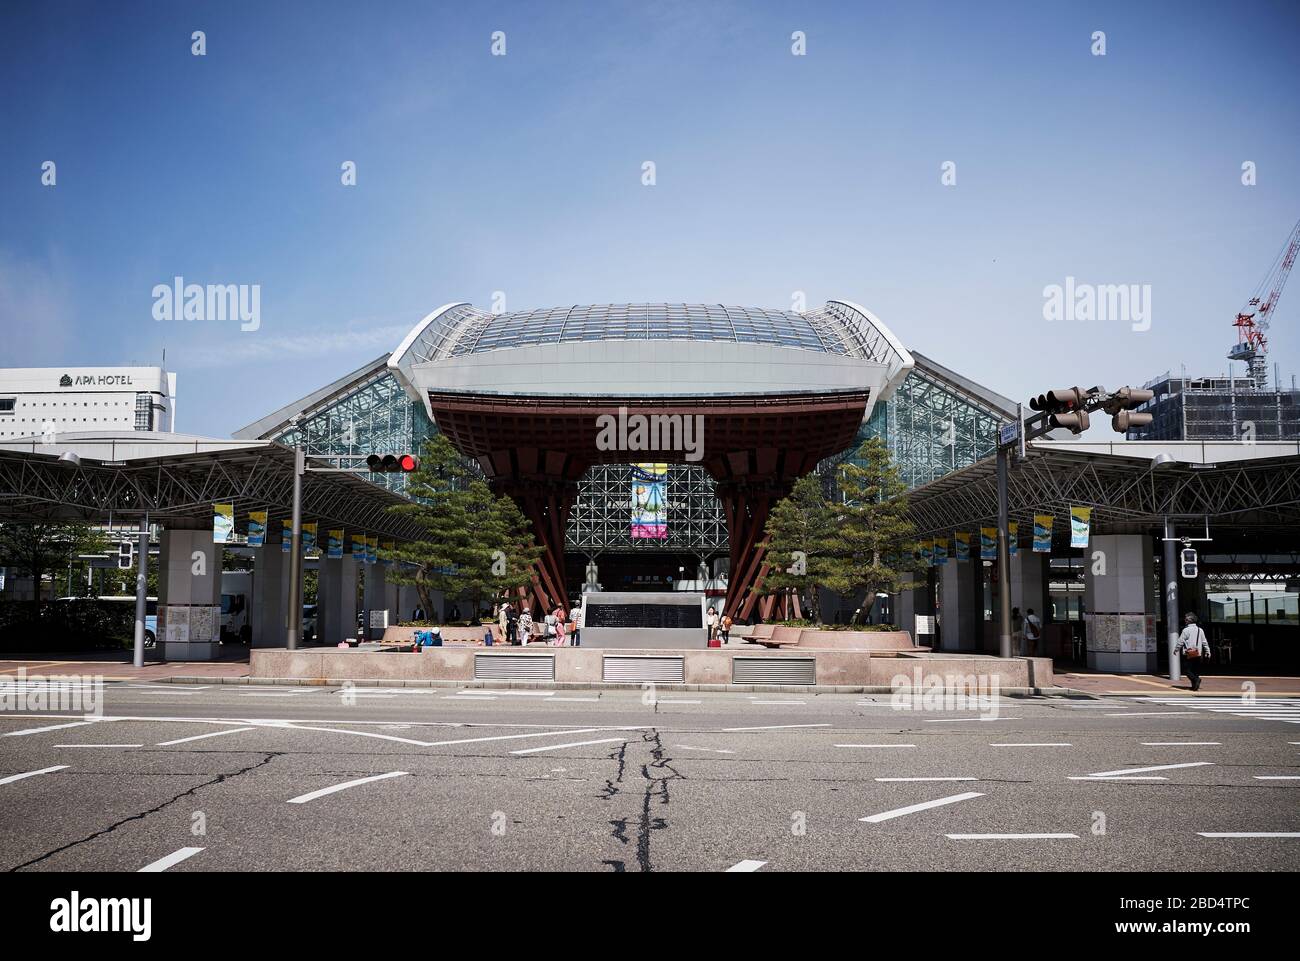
[630,463,668,539]
[1070,506,1092,548]
[366,535,378,565]
[1033,514,1053,553]
[248,511,267,548]
[954,531,971,562]
[934,537,949,566]
[352,532,367,558]
[281,518,292,553]
[213,504,234,544]
[920,539,933,566]
[980,527,998,560]
[1008,521,1018,557]
[302,523,317,556]
[327,529,343,559]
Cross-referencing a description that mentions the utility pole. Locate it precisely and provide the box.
[132,515,149,669]
[996,444,1013,659]
[1163,517,1180,682]
[285,446,304,649]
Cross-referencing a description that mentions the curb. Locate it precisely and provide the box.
[152,675,1080,697]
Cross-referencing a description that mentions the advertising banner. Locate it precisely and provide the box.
[302,523,317,556]
[933,537,949,566]
[248,511,267,548]
[1070,506,1092,548]
[630,463,668,539]
[1033,514,1053,553]
[954,531,971,562]
[980,527,997,560]
[1008,521,1018,557]
[213,504,234,544]
[327,529,343,560]
[281,519,292,554]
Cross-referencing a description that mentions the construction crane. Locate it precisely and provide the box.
[1229,217,1300,388]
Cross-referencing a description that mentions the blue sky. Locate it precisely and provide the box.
[2,0,1298,437]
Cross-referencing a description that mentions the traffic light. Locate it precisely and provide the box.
[366,453,421,473]
[1180,547,1198,579]
[1105,386,1154,433]
[117,541,133,569]
[1030,387,1089,433]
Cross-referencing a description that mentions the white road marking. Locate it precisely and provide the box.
[720,723,831,732]
[511,737,627,755]
[1068,776,1168,781]
[835,744,916,749]
[1199,832,1300,838]
[1253,776,1300,781]
[1079,761,1214,779]
[1105,711,1195,717]
[239,692,309,698]
[725,859,767,872]
[922,717,1021,723]
[946,833,1078,840]
[750,700,806,705]
[1065,703,1115,708]
[139,846,205,872]
[674,745,736,754]
[550,697,600,702]
[860,792,983,823]
[54,743,142,748]
[1141,742,1222,746]
[137,689,205,695]
[288,771,409,804]
[875,777,979,782]
[989,743,1072,747]
[156,728,256,746]
[126,684,211,690]
[0,765,68,786]
[2,719,105,737]
[445,695,497,700]
[655,699,702,704]
[424,727,644,748]
[457,690,555,697]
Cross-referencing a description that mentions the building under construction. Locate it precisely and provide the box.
[1126,371,1300,442]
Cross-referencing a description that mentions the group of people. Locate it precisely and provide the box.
[494,600,583,647]
[705,606,733,644]
[1009,607,1043,656]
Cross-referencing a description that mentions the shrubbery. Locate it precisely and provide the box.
[0,600,138,653]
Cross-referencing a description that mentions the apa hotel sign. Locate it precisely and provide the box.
[59,372,136,387]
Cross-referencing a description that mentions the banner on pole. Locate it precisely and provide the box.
[934,537,949,566]
[248,511,267,548]
[302,523,317,556]
[281,518,292,553]
[1033,514,1053,552]
[980,527,998,560]
[366,536,378,565]
[1008,521,1018,557]
[352,532,367,558]
[1070,506,1092,548]
[213,504,234,544]
[954,531,971,562]
[327,529,343,559]
[920,539,933,566]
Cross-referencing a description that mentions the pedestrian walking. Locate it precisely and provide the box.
[1023,608,1042,657]
[1175,612,1211,691]
[569,601,583,647]
[552,605,568,646]
[498,602,510,644]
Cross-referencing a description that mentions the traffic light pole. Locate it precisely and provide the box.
[996,445,1013,659]
[132,514,149,669]
[1164,517,1181,682]
[285,447,304,650]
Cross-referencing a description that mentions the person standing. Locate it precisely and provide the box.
[506,604,519,645]
[1010,607,1023,655]
[1175,612,1211,691]
[568,601,583,647]
[498,602,510,645]
[706,606,719,642]
[1023,608,1042,657]
[552,604,567,647]
[719,612,733,644]
[518,609,533,646]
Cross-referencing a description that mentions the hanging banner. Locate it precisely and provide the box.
[920,539,933,566]
[1033,514,1053,553]
[302,523,317,556]
[630,463,668,539]
[954,531,971,562]
[247,511,267,548]
[381,540,395,564]
[213,504,234,544]
[1070,506,1092,548]
[366,535,379,565]
[281,518,292,553]
[352,532,367,558]
[327,529,343,560]
[933,537,949,566]
[980,527,998,560]
[1008,522,1018,557]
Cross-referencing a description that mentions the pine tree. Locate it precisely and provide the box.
[826,437,920,611]
[384,434,542,619]
[757,473,841,624]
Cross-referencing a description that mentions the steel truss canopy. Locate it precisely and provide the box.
[0,432,423,541]
[906,439,1300,543]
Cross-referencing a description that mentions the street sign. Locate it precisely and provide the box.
[999,421,1020,446]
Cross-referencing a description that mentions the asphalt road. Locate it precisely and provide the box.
[1,682,1298,872]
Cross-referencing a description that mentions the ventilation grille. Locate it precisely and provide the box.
[602,655,685,683]
[474,654,555,680]
[732,657,816,685]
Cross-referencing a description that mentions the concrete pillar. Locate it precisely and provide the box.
[319,554,359,645]
[251,537,286,648]
[939,558,979,651]
[157,524,222,661]
[363,561,396,635]
[894,572,933,643]
[1084,534,1156,672]
[1010,551,1049,624]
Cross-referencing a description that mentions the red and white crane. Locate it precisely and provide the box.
[1229,217,1300,388]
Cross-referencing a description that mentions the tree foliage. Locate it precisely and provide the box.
[0,521,110,613]
[383,434,543,618]
[757,473,838,624]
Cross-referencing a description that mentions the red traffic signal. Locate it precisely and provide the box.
[366,454,422,473]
